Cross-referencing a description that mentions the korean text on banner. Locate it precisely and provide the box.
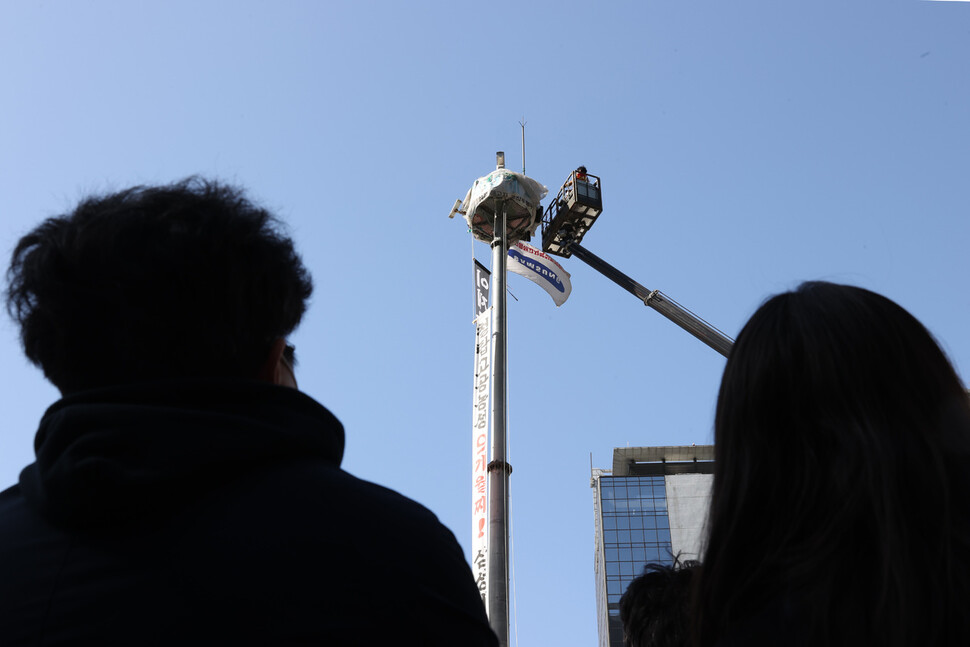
[470,308,491,604]
[474,260,490,318]
[507,241,572,306]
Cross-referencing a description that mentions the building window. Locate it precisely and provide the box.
[598,474,674,618]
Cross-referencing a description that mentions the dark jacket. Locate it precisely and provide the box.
[0,379,497,646]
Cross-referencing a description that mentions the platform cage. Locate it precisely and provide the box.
[541,170,602,258]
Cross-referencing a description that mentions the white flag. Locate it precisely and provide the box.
[507,241,572,306]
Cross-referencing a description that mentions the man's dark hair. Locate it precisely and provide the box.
[620,560,697,647]
[5,177,313,392]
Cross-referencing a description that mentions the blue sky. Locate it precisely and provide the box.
[1,2,967,644]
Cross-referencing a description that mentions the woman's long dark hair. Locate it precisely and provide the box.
[694,282,970,646]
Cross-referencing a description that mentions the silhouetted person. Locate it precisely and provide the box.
[562,165,589,204]
[0,178,497,646]
[620,560,697,647]
[694,282,970,647]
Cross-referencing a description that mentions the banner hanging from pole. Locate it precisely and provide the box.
[471,307,491,605]
[474,260,490,318]
[507,241,572,306]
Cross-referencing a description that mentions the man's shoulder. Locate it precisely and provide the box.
[0,481,21,506]
[175,459,497,645]
[248,458,441,516]
[0,481,31,538]
[191,457,457,549]
[0,480,48,535]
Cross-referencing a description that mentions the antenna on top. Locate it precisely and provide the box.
[519,118,527,174]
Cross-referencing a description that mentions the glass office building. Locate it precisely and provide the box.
[592,446,713,647]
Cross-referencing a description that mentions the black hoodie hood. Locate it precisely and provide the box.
[19,379,344,528]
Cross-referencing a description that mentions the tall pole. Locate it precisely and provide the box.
[487,156,511,647]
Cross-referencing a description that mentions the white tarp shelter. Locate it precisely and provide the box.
[461,169,547,244]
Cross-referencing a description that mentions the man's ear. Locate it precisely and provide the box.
[256,338,288,385]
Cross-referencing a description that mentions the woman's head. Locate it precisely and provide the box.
[718,281,964,451]
[697,281,970,646]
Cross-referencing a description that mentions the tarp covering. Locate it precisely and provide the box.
[461,170,548,244]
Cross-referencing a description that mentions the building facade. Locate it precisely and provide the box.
[591,446,713,647]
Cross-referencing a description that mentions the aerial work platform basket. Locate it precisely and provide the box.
[541,168,602,258]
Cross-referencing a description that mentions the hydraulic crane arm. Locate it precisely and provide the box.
[564,241,734,358]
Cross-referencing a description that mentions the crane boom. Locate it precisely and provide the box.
[564,241,734,358]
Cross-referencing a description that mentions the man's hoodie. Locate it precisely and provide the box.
[0,379,496,646]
